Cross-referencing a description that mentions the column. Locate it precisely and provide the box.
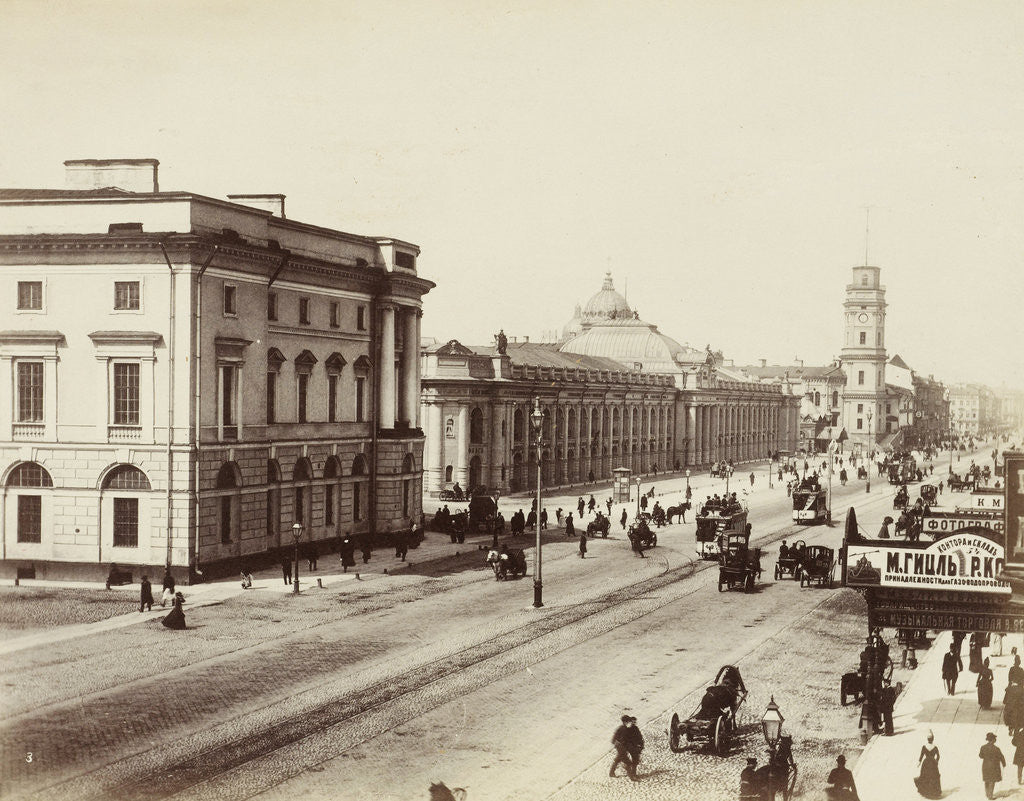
[378,304,396,429]
[400,307,419,427]
[425,402,443,493]
[488,402,504,490]
[695,405,705,464]
[710,405,719,462]
[582,405,592,481]
[455,404,469,485]
[686,405,696,466]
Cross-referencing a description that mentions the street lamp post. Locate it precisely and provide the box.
[530,398,544,609]
[685,468,691,491]
[865,411,873,494]
[724,465,733,496]
[827,440,837,525]
[291,522,303,595]
[634,477,642,518]
[761,696,784,801]
[769,454,773,489]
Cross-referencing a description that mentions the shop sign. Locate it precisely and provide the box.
[868,608,1024,633]
[1007,454,1024,564]
[846,529,1010,594]
[971,491,1004,510]
[923,512,1004,536]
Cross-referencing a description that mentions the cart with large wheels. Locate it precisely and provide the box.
[774,539,805,580]
[799,545,836,588]
[718,533,762,592]
[668,665,747,756]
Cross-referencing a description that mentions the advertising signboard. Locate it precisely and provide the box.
[1007,453,1024,564]
[922,511,1004,538]
[846,527,1010,595]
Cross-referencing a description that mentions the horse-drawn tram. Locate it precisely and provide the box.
[887,451,918,484]
[792,475,827,524]
[695,497,748,560]
[669,665,747,755]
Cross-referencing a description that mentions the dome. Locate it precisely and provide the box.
[560,317,689,376]
[581,272,631,322]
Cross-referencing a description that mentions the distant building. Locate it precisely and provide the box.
[840,266,888,451]
[0,158,432,582]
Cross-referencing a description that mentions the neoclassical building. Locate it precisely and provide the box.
[0,158,432,581]
[421,275,799,495]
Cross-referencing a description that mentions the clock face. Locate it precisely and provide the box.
[858,313,869,323]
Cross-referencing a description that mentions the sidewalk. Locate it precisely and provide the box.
[855,629,1024,801]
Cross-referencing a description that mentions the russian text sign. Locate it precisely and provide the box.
[1007,454,1024,564]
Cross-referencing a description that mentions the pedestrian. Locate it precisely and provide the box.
[540,509,548,530]
[588,495,596,513]
[640,494,648,511]
[749,471,754,487]
[685,485,692,502]
[578,497,585,518]
[281,552,292,585]
[914,731,941,799]
[740,757,759,798]
[879,682,897,736]
[161,591,187,630]
[978,657,995,709]
[980,732,1005,799]
[565,513,575,538]
[556,507,563,526]
[161,567,176,604]
[1010,653,1024,686]
[825,754,859,801]
[620,509,628,531]
[359,535,372,564]
[340,537,356,572]
[306,540,319,571]
[1003,678,1024,734]
[395,530,409,561]
[942,643,963,695]
[938,480,943,495]
[1012,728,1024,785]
[777,467,783,483]
[139,575,153,612]
[606,497,613,515]
[609,714,643,781]
[578,532,587,558]
[240,568,253,589]
[588,470,595,483]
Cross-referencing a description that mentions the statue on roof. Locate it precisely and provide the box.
[633,310,639,319]
[495,329,508,355]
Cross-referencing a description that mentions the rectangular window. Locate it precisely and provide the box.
[266,372,277,424]
[299,297,310,325]
[17,281,43,310]
[113,363,140,425]
[403,478,411,516]
[297,374,308,423]
[395,251,416,269]
[355,376,366,422]
[328,375,338,423]
[325,485,335,526]
[114,281,140,310]
[267,292,278,321]
[295,486,305,524]
[329,301,340,328]
[223,285,237,315]
[353,484,362,521]
[220,496,232,543]
[858,370,865,386]
[266,490,278,538]
[858,331,866,345]
[857,403,863,413]
[113,497,139,547]
[357,306,366,331]
[17,495,42,543]
[17,362,44,422]
[857,418,863,430]
[221,365,236,429]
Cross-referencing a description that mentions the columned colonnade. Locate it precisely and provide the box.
[378,303,422,429]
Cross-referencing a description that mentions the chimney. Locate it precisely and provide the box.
[798,359,804,368]
[64,158,159,192]
[760,358,767,368]
[227,194,286,218]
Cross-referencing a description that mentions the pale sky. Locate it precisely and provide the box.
[2,0,1021,388]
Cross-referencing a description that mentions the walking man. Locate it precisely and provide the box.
[139,575,154,612]
[749,471,755,487]
[281,552,292,585]
[578,532,587,559]
[620,508,628,531]
[942,642,963,695]
[610,715,643,781]
[980,732,1006,799]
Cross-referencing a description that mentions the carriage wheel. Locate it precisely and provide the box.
[774,564,781,580]
[669,713,682,753]
[713,715,727,755]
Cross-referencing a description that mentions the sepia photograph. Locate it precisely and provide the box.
[1,2,1022,800]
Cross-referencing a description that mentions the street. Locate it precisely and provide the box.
[0,455,970,801]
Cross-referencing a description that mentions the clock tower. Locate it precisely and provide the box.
[841,265,887,452]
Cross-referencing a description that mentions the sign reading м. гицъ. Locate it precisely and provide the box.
[847,530,1010,594]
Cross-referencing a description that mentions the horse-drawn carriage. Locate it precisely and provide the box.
[947,472,975,492]
[628,514,658,549]
[919,484,937,505]
[486,547,527,581]
[799,545,835,588]
[887,453,918,485]
[586,513,611,538]
[719,531,762,592]
[892,485,909,510]
[774,540,806,580]
[695,503,747,560]
[792,476,827,525]
[669,665,747,755]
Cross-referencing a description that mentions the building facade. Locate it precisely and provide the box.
[0,158,432,581]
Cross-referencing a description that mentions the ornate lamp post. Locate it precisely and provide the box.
[685,468,691,491]
[827,440,837,525]
[761,696,784,801]
[724,464,734,496]
[865,410,873,493]
[530,398,544,609]
[291,522,303,595]
[634,476,642,518]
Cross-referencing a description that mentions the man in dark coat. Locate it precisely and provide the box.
[340,537,356,572]
[577,497,586,518]
[139,575,154,612]
[620,509,628,531]
[305,541,318,571]
[943,643,963,695]
[609,715,644,780]
[395,530,409,561]
[281,552,292,585]
[980,732,1006,799]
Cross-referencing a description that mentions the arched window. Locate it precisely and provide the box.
[216,463,241,545]
[445,465,453,482]
[813,391,821,406]
[292,458,312,526]
[323,456,340,527]
[103,464,151,491]
[832,391,839,408]
[7,462,53,545]
[469,407,484,444]
[402,453,415,473]
[514,408,524,443]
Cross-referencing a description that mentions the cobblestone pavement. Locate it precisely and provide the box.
[0,449,986,801]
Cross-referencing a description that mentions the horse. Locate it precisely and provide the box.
[665,502,690,524]
[486,549,502,580]
[587,515,610,538]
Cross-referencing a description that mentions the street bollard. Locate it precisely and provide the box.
[316,578,323,588]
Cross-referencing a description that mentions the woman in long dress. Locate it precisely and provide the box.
[161,592,186,630]
[914,732,942,799]
[978,657,995,709]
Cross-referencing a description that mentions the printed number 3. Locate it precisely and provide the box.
[26,752,33,763]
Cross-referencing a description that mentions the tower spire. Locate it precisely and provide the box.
[863,206,871,266]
